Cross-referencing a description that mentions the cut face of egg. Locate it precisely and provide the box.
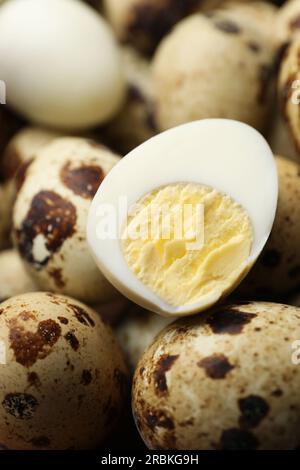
[87,119,278,317]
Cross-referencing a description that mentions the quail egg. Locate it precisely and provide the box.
[13,137,121,304]
[239,155,300,298]
[132,301,300,450]
[88,119,278,317]
[277,0,300,44]
[152,9,276,132]
[0,292,128,449]
[0,0,125,130]
[0,250,37,303]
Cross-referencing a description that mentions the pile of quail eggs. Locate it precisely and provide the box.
[1,0,300,451]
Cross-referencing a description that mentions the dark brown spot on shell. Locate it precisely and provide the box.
[49,267,65,288]
[30,436,50,447]
[260,249,281,268]
[81,370,92,386]
[198,354,234,379]
[247,41,260,53]
[214,19,241,34]
[64,331,79,351]
[128,84,145,102]
[146,410,174,431]
[27,372,41,388]
[272,389,283,397]
[9,316,61,367]
[208,308,256,335]
[2,393,38,420]
[16,190,76,268]
[58,316,68,325]
[60,162,104,199]
[239,395,269,428]
[153,354,179,394]
[70,304,95,327]
[219,428,259,450]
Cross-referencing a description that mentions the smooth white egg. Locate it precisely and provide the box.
[87,119,278,317]
[0,0,125,130]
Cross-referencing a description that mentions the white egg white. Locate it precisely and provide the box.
[87,119,278,316]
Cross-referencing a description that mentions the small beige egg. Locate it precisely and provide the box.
[239,155,300,298]
[0,292,128,449]
[12,137,121,304]
[117,306,172,370]
[0,127,59,251]
[152,10,276,132]
[0,249,37,302]
[102,46,157,154]
[132,301,300,450]
[278,36,300,153]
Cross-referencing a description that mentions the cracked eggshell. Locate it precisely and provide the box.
[0,292,128,449]
[132,301,300,450]
[102,46,157,154]
[0,250,37,302]
[278,37,300,154]
[12,137,121,304]
[0,127,59,251]
[117,306,173,371]
[239,156,300,298]
[0,0,125,130]
[152,10,276,132]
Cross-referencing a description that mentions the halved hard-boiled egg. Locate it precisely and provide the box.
[87,119,278,317]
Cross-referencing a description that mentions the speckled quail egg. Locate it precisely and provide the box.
[0,292,128,449]
[152,9,276,132]
[239,155,300,298]
[0,127,59,252]
[13,137,121,304]
[0,0,125,130]
[278,36,300,154]
[102,46,157,154]
[117,306,173,370]
[0,250,37,303]
[132,301,300,450]
[88,119,278,317]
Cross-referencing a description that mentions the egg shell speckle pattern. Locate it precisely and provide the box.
[0,292,128,450]
[12,137,121,304]
[132,301,300,450]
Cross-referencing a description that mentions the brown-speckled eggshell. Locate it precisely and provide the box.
[276,0,300,45]
[278,36,300,154]
[238,155,300,298]
[132,301,300,450]
[152,10,276,132]
[12,137,121,304]
[0,292,128,450]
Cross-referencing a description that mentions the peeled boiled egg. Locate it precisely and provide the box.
[0,0,125,130]
[87,119,278,317]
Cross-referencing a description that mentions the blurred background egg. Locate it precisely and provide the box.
[0,0,126,130]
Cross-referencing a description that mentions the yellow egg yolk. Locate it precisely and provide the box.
[121,183,253,307]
